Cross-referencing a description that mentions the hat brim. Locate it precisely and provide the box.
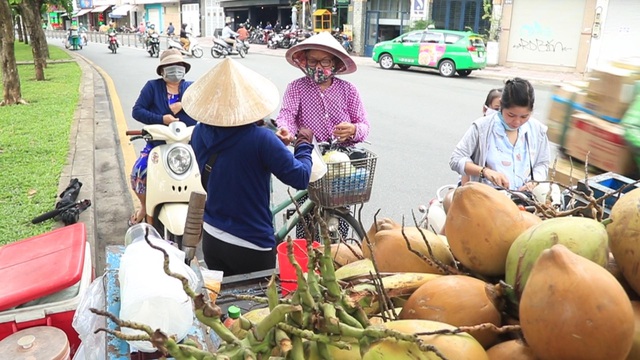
[285,40,357,75]
[156,61,192,76]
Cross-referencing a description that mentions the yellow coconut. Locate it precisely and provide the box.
[328,242,363,268]
[627,301,640,360]
[520,244,634,360]
[486,339,539,359]
[362,319,489,360]
[362,226,455,274]
[444,182,541,276]
[399,275,502,348]
[607,188,640,296]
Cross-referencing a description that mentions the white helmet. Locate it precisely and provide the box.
[532,183,563,209]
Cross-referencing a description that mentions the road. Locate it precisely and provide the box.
[58,41,554,228]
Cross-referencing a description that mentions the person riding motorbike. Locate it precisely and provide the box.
[221,22,239,51]
[180,23,190,51]
[145,24,158,48]
[68,25,80,48]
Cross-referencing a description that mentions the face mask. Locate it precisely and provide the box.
[163,65,186,83]
[304,65,335,84]
[484,106,498,117]
[498,111,519,131]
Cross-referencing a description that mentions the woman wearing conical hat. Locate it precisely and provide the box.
[275,31,370,146]
[184,59,314,276]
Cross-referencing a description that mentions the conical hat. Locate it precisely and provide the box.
[182,59,279,126]
[285,32,357,74]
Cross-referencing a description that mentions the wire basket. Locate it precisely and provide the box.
[308,149,377,208]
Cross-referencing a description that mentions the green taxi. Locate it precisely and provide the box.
[372,29,487,77]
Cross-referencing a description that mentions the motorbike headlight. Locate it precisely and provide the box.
[167,146,192,175]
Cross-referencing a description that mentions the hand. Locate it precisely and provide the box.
[333,122,356,142]
[169,101,182,115]
[294,128,314,148]
[518,182,537,192]
[484,168,510,189]
[162,114,179,125]
[276,128,294,146]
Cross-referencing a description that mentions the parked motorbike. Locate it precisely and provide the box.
[147,33,160,57]
[125,122,206,242]
[167,35,204,58]
[210,37,246,58]
[267,32,283,49]
[107,31,119,54]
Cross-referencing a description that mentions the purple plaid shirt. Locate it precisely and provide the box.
[276,76,370,146]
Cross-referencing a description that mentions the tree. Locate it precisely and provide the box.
[0,0,26,105]
[18,0,48,80]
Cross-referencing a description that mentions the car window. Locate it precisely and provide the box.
[444,34,462,44]
[422,32,444,43]
[469,37,486,48]
[402,32,424,43]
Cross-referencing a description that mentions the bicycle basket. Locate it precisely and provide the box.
[308,149,377,208]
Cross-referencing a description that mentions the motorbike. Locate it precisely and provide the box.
[279,29,299,49]
[210,37,247,58]
[267,32,283,49]
[167,35,204,58]
[107,31,118,54]
[125,122,206,242]
[147,33,160,57]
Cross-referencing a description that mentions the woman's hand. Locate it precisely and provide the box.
[333,122,356,142]
[276,128,294,146]
[162,114,179,125]
[484,168,510,189]
[169,101,182,115]
[518,182,537,192]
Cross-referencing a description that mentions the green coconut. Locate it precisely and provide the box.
[505,217,609,306]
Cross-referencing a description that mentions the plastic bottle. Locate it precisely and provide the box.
[223,305,241,329]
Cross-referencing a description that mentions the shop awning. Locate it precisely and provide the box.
[111,4,134,16]
[91,5,111,13]
[72,8,92,17]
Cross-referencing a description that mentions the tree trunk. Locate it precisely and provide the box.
[19,0,47,80]
[15,15,24,43]
[0,0,25,106]
[21,11,29,45]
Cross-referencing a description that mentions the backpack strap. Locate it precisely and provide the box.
[201,153,219,189]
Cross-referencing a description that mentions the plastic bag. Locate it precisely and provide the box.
[72,275,106,360]
[201,268,224,304]
[310,138,328,182]
[119,224,198,353]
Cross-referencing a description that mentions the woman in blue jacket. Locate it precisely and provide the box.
[129,49,197,226]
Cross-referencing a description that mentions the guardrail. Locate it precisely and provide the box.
[45,29,177,52]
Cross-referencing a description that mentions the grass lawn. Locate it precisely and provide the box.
[0,42,81,245]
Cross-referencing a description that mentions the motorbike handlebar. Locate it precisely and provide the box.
[126,130,143,136]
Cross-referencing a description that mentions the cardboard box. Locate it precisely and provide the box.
[564,112,638,175]
[584,92,631,121]
[587,66,640,104]
[546,84,586,145]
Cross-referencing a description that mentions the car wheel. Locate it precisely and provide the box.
[379,54,394,70]
[457,70,472,77]
[398,65,411,70]
[439,60,456,77]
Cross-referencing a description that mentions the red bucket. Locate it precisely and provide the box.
[277,239,320,296]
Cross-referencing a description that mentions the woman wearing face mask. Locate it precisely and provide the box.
[275,32,370,146]
[450,78,550,192]
[128,49,197,226]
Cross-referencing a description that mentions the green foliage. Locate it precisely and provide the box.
[0,44,79,245]
[481,0,500,41]
[409,19,434,32]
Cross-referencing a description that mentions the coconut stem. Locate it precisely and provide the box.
[254,304,302,341]
[399,217,448,275]
[266,274,280,311]
[286,237,316,310]
[414,323,521,336]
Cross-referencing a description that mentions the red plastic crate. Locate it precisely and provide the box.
[0,223,91,356]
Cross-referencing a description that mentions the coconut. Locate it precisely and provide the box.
[444,182,541,276]
[362,225,455,274]
[505,217,609,305]
[362,319,489,360]
[486,339,538,359]
[627,301,640,360]
[607,188,640,296]
[399,275,502,348]
[520,244,634,360]
[328,243,363,268]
